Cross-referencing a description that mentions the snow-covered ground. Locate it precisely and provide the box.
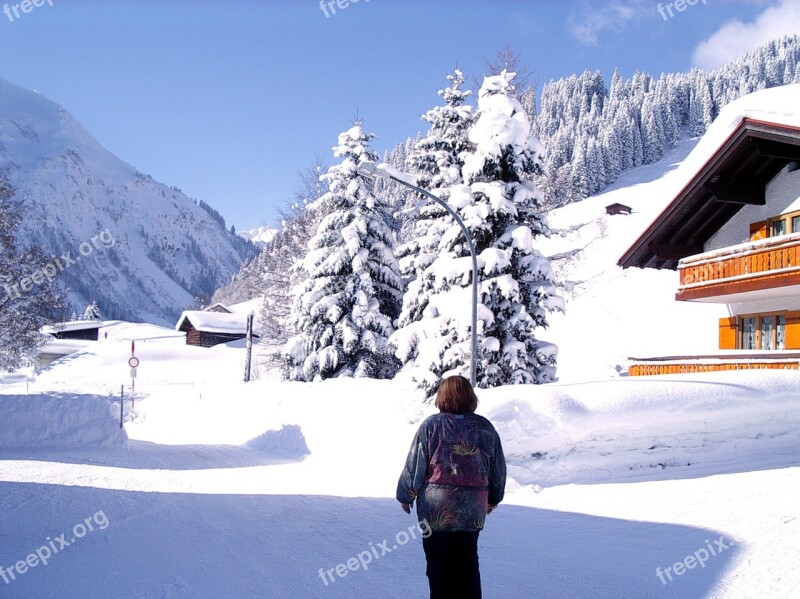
[1,331,799,598]
[3,106,800,597]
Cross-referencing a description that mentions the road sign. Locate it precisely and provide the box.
[128,357,140,368]
[130,367,137,378]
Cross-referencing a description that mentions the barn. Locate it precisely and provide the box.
[605,202,633,216]
[175,310,255,348]
[42,320,102,341]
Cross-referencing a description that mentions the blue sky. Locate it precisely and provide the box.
[1,0,798,231]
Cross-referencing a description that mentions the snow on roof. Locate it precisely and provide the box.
[42,320,102,334]
[175,311,251,335]
[654,84,800,210]
[203,302,233,313]
[227,299,261,315]
[620,84,800,269]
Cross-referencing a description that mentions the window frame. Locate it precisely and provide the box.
[766,209,800,237]
[738,311,788,351]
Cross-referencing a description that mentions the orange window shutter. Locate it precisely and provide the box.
[785,311,800,350]
[719,317,738,350]
[750,220,767,241]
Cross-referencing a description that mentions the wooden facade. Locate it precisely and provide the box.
[178,319,248,348]
[622,114,800,377]
[605,203,632,216]
[629,360,799,376]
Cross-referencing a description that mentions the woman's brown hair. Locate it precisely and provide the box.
[435,375,479,414]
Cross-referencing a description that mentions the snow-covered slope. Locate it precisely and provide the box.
[539,85,800,382]
[0,78,257,324]
[539,137,722,381]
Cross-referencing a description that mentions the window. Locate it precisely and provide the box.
[740,312,788,350]
[760,316,775,350]
[777,315,786,350]
[765,209,800,238]
[742,317,757,350]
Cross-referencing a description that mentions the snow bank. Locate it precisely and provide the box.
[0,393,127,449]
[480,370,800,486]
[245,424,310,458]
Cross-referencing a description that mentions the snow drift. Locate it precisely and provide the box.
[0,393,127,449]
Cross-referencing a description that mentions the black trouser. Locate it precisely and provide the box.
[422,530,481,599]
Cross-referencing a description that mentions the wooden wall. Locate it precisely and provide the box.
[629,361,799,376]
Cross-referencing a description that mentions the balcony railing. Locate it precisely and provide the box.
[676,233,800,301]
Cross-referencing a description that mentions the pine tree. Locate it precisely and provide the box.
[399,71,562,396]
[389,70,477,395]
[284,122,403,381]
[0,175,67,370]
[462,70,562,388]
[83,300,102,320]
[532,35,800,206]
[689,71,714,136]
[399,68,475,282]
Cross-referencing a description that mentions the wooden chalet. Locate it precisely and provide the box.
[42,320,101,341]
[606,203,633,216]
[620,88,800,375]
[175,310,255,348]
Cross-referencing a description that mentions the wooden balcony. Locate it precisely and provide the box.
[676,233,800,302]
[628,352,800,376]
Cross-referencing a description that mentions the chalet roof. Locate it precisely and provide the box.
[175,311,251,335]
[619,85,800,271]
[204,302,233,314]
[42,320,102,334]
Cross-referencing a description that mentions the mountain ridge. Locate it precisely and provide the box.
[0,77,258,325]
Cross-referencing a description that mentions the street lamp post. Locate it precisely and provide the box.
[356,161,479,387]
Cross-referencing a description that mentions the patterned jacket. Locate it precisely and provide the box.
[396,411,506,532]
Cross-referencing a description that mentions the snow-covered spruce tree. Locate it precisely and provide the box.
[0,176,67,370]
[462,70,562,388]
[397,68,475,290]
[284,123,403,381]
[388,70,478,396]
[405,71,562,395]
[83,300,102,320]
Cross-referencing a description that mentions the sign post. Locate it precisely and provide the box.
[128,354,140,410]
[244,312,254,383]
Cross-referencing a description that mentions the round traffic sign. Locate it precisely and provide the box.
[128,357,140,368]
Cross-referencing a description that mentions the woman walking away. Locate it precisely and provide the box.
[397,375,506,599]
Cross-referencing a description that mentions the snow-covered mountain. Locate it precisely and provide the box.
[239,225,277,247]
[0,78,258,325]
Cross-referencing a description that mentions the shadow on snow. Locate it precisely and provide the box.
[0,483,736,599]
